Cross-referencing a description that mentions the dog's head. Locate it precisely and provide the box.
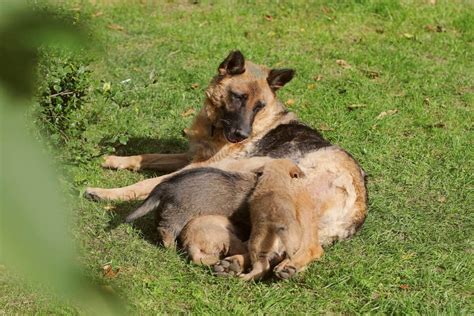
[253,159,305,179]
[205,50,295,143]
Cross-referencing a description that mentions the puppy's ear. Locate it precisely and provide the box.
[289,165,305,179]
[252,166,264,177]
[267,68,295,92]
[218,50,246,76]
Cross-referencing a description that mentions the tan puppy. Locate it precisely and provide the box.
[179,215,247,266]
[215,159,324,280]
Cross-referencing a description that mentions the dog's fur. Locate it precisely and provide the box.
[125,167,257,247]
[85,50,368,271]
[179,215,247,266]
[214,159,323,280]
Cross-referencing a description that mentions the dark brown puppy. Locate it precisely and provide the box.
[125,167,257,248]
[179,215,247,266]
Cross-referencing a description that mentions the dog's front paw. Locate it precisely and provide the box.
[274,263,297,280]
[83,187,103,201]
[83,187,118,202]
[213,257,243,277]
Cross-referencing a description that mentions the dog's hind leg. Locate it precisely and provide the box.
[158,226,177,249]
[84,176,165,201]
[102,153,190,172]
[239,257,271,281]
[84,161,210,201]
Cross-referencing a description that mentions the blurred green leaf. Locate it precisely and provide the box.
[0,2,123,314]
[0,6,88,99]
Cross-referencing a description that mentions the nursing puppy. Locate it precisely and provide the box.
[215,159,324,281]
[125,167,257,248]
[179,215,247,265]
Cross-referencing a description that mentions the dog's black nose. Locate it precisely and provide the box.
[225,127,251,143]
[233,129,249,141]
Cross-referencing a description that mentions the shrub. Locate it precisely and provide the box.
[36,48,92,144]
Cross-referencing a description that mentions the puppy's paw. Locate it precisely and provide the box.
[274,263,297,280]
[238,273,254,281]
[212,257,243,277]
[158,228,176,249]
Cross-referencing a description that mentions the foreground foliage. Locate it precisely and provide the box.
[2,0,472,314]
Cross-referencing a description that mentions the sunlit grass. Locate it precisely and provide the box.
[1,0,473,314]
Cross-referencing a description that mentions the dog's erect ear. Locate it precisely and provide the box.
[267,68,295,91]
[218,50,246,76]
[289,165,305,179]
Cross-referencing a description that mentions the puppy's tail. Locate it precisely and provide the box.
[126,192,161,223]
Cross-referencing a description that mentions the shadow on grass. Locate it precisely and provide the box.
[100,136,188,156]
[105,200,160,245]
[98,136,189,243]
[103,203,284,282]
[104,201,196,266]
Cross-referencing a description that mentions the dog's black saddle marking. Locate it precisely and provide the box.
[250,121,331,159]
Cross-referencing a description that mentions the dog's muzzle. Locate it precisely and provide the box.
[224,127,250,143]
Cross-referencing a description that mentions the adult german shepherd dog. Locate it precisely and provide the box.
[85,50,367,248]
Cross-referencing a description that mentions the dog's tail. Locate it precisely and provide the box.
[126,191,161,223]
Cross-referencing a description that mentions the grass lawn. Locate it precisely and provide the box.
[1,0,473,314]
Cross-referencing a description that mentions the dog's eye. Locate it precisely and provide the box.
[253,101,266,112]
[231,92,247,102]
[230,91,247,100]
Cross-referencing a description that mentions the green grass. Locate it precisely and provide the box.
[2,0,473,314]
